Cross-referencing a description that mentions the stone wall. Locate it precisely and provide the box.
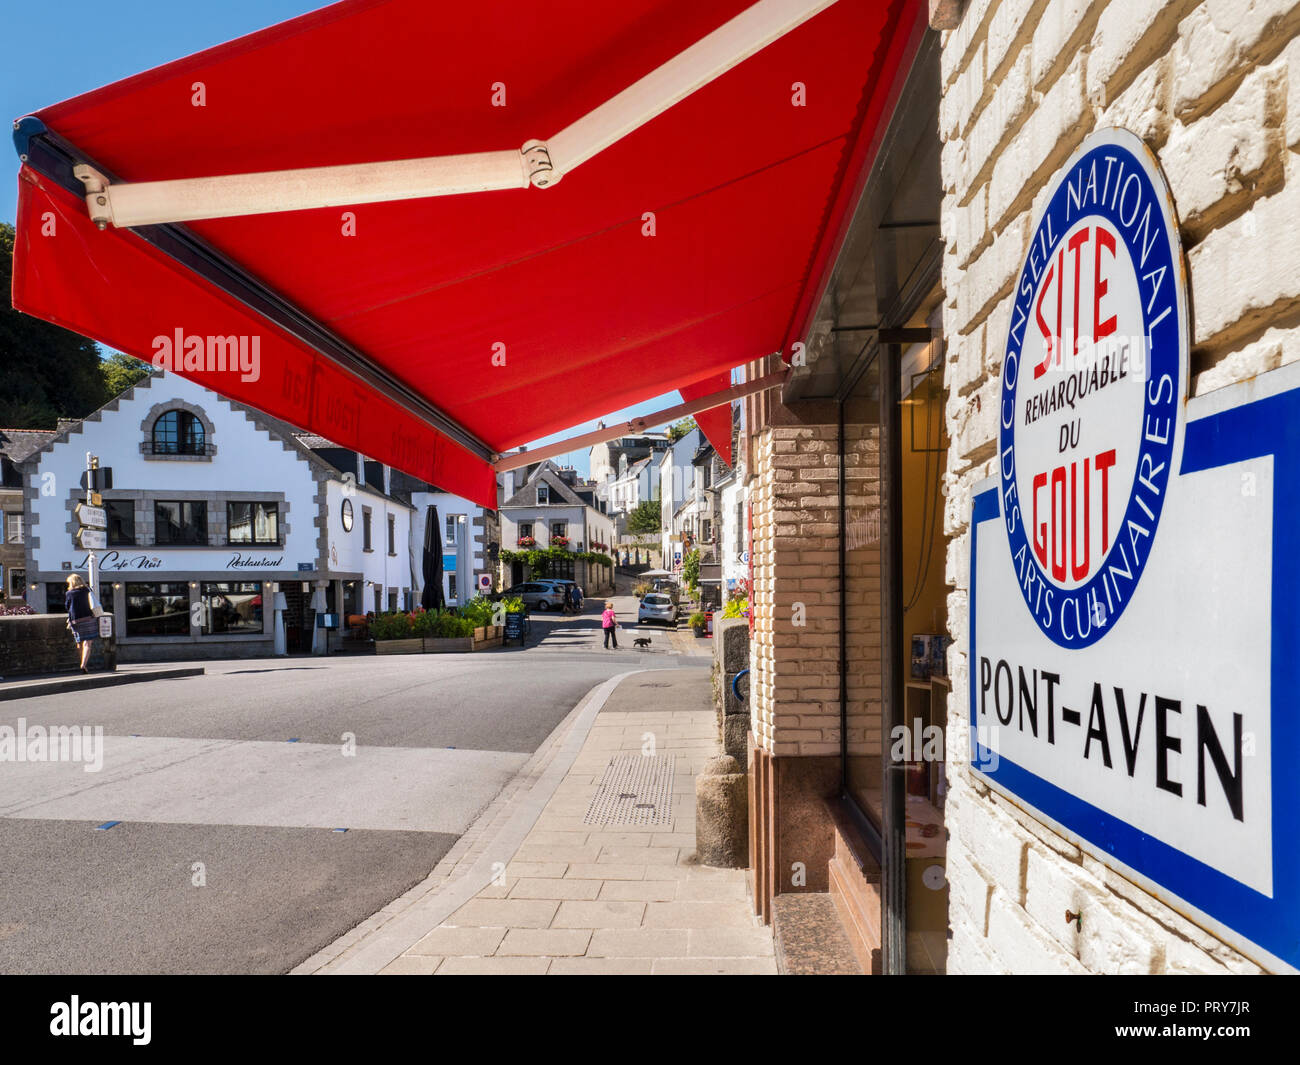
[938,0,1299,973]
[0,615,90,677]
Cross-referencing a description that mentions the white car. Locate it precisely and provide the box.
[638,592,676,626]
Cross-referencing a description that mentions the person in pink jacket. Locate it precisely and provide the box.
[601,601,618,649]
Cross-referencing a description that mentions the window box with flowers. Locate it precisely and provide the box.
[517,535,537,548]
[550,535,570,549]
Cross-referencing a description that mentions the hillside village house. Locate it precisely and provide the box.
[17,372,417,659]
[656,427,703,570]
[499,460,615,593]
[587,429,670,538]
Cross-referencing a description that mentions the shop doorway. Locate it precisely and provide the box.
[280,581,316,654]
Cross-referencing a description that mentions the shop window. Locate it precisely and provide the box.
[151,409,207,455]
[200,581,263,634]
[126,582,191,637]
[106,500,136,546]
[155,500,207,545]
[4,511,23,544]
[227,502,279,545]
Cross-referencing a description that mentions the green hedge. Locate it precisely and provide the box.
[370,608,476,640]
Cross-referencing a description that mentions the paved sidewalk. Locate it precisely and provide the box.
[0,663,205,701]
[296,667,773,975]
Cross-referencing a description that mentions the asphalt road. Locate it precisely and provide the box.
[0,605,700,974]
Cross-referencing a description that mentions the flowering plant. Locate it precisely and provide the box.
[551,535,570,548]
[370,611,414,640]
[517,536,537,548]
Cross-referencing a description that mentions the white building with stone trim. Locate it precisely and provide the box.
[19,371,411,660]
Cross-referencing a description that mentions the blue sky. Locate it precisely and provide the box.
[2,0,705,475]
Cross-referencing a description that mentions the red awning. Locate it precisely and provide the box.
[11,0,922,508]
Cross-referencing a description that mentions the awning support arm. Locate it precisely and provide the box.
[53,0,839,228]
[492,367,787,471]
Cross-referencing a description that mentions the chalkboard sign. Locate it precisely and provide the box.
[504,612,526,645]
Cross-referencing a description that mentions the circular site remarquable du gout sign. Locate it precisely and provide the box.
[998,128,1189,650]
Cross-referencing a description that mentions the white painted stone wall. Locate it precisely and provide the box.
[408,491,487,605]
[940,0,1300,974]
[324,479,411,609]
[28,372,319,580]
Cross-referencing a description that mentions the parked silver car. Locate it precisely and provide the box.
[638,592,677,626]
[535,578,583,608]
[498,582,567,611]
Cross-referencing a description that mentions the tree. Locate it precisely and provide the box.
[667,417,697,441]
[0,222,110,428]
[626,496,662,534]
[682,548,701,594]
[101,352,152,398]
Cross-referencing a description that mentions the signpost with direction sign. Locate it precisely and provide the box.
[76,454,116,672]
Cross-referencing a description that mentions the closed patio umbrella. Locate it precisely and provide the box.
[421,504,445,611]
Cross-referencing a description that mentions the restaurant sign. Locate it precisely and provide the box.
[969,128,1298,970]
[72,551,285,571]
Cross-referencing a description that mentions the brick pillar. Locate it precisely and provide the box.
[748,415,880,915]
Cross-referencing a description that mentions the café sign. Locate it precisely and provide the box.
[969,128,1297,971]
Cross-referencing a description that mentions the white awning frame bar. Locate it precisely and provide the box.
[491,367,786,472]
[73,0,839,229]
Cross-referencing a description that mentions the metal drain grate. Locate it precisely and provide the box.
[584,754,676,826]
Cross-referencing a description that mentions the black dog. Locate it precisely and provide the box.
[633,637,652,649]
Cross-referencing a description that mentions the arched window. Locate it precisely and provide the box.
[152,410,206,455]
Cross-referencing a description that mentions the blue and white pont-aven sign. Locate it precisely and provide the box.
[969,127,1298,971]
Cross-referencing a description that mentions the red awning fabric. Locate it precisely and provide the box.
[679,373,734,468]
[12,0,922,508]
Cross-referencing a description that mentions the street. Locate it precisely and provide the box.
[0,600,702,973]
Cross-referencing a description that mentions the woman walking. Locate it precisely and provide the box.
[65,574,99,673]
[601,600,619,650]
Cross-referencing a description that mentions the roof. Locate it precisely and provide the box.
[501,460,592,510]
[6,374,412,508]
[0,429,58,465]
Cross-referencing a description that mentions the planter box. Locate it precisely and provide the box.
[374,638,424,655]
[422,636,474,653]
[472,625,503,650]
[375,627,503,654]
